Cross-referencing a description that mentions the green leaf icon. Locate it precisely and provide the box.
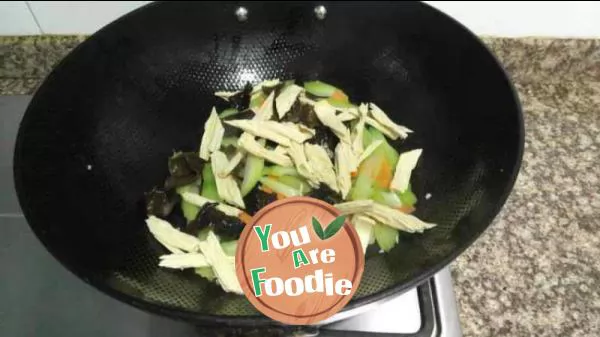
[312,216,325,240]
[323,215,347,239]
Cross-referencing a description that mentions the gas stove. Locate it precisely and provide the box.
[0,96,462,337]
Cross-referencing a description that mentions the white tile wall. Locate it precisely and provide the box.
[1,1,600,37]
[0,2,41,35]
[425,1,600,38]
[28,1,150,34]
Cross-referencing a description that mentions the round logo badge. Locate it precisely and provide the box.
[235,197,365,325]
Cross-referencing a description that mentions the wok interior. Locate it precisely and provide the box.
[14,2,521,322]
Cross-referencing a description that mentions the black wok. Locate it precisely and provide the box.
[13,1,523,328]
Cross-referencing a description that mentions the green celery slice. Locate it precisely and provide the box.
[259,177,302,196]
[201,164,220,200]
[221,137,239,148]
[219,108,238,119]
[362,126,374,147]
[262,165,300,177]
[195,234,237,281]
[250,91,266,109]
[350,173,374,201]
[176,182,201,222]
[195,267,216,281]
[369,128,400,167]
[328,98,354,108]
[197,227,211,241]
[278,175,312,195]
[373,223,399,252]
[241,141,265,196]
[398,184,418,207]
[220,240,238,257]
[195,228,217,280]
[304,80,338,97]
[350,148,385,200]
[371,188,402,208]
[181,201,200,222]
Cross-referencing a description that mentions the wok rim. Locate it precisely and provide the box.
[13,0,524,327]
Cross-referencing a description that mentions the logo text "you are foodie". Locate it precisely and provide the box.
[250,221,353,297]
[235,197,364,325]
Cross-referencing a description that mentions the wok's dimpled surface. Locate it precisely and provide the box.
[14,1,522,323]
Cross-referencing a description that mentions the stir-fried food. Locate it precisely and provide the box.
[144,79,435,294]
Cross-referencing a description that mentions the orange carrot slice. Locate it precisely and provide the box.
[261,186,274,194]
[398,205,416,214]
[331,89,349,102]
[375,159,393,188]
[239,211,253,225]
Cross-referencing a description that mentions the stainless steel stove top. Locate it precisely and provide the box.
[0,95,462,337]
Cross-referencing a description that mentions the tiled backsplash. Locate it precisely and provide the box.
[2,1,600,37]
[0,1,149,35]
[0,1,40,35]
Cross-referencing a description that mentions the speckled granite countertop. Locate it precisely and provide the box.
[1,36,599,336]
